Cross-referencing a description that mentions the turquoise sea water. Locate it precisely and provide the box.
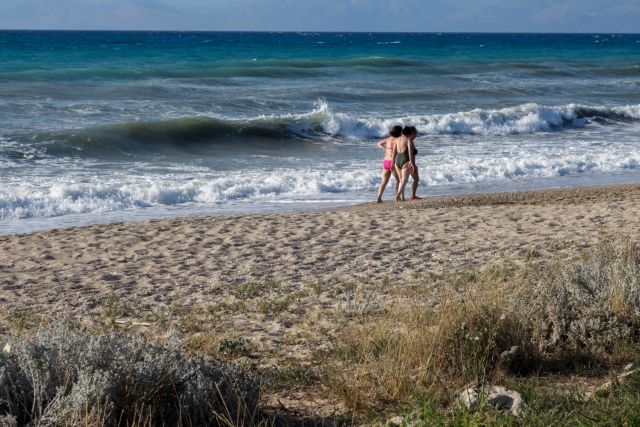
[1,31,640,233]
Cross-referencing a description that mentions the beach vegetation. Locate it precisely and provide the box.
[523,245,541,261]
[218,337,251,358]
[233,281,265,300]
[261,360,320,393]
[3,311,45,334]
[233,279,282,300]
[218,300,249,313]
[169,304,210,333]
[310,279,326,296]
[321,234,640,420]
[186,334,255,361]
[101,296,135,319]
[0,323,260,426]
[257,291,307,318]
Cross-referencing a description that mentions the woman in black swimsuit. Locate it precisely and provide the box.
[404,126,420,200]
[394,126,420,201]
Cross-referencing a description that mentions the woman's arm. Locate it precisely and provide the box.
[377,138,388,150]
[408,139,415,166]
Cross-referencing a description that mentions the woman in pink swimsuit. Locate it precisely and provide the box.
[375,125,402,203]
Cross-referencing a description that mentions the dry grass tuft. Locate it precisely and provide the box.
[324,234,640,412]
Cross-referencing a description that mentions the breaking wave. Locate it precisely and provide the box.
[6,101,640,158]
[323,102,640,139]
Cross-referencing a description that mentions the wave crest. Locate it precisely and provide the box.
[324,102,640,139]
[5,101,640,158]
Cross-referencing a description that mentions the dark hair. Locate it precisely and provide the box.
[402,126,417,136]
[389,125,403,138]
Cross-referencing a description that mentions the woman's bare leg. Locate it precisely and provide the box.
[396,167,409,201]
[410,165,420,199]
[394,166,403,201]
[376,169,391,203]
[392,168,400,196]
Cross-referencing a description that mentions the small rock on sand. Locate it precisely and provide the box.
[458,385,524,416]
[386,415,405,426]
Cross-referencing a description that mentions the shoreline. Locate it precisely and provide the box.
[2,182,639,316]
[3,172,640,237]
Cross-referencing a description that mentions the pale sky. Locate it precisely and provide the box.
[1,0,639,33]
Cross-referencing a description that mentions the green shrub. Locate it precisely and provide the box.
[0,324,259,426]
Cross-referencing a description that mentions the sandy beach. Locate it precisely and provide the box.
[2,183,640,311]
[1,184,639,350]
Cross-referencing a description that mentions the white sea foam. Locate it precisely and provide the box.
[3,145,640,220]
[70,107,102,115]
[312,100,640,139]
[424,150,640,186]
[0,169,377,220]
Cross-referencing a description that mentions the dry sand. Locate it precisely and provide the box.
[1,184,639,361]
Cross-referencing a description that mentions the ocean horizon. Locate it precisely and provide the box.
[3,29,640,33]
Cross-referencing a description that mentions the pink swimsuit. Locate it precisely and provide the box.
[382,141,395,170]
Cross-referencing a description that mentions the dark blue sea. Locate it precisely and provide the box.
[1,31,640,233]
